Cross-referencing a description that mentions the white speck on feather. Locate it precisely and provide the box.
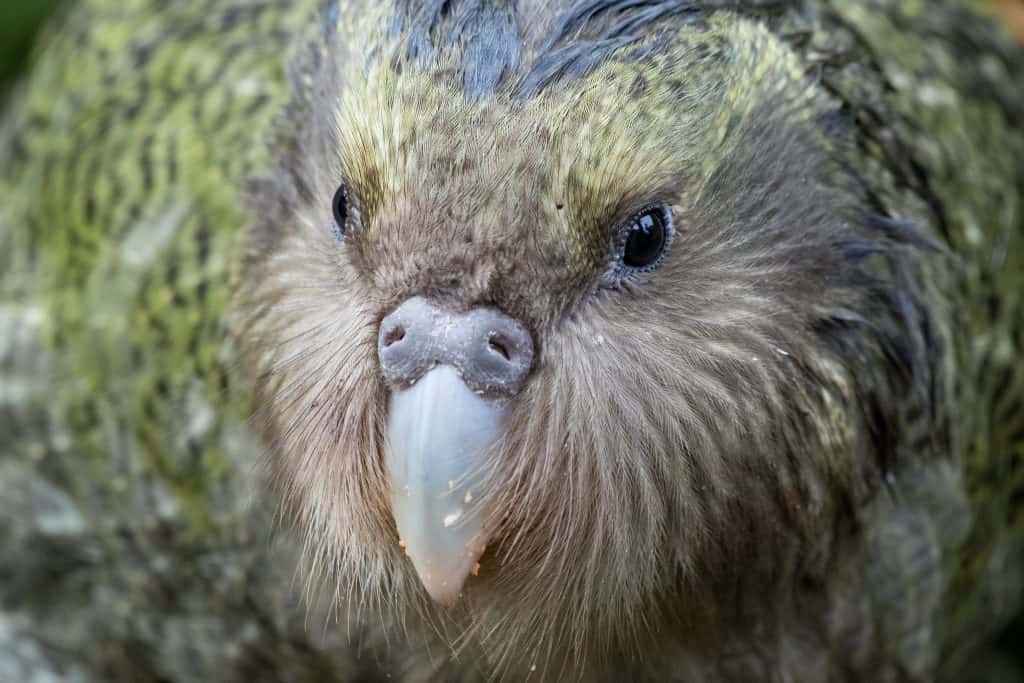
[443,510,462,527]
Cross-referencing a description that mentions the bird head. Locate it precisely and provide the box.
[240,4,931,674]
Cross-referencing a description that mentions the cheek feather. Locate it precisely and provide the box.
[239,198,404,600]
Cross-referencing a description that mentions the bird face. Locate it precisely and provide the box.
[241,13,887,672]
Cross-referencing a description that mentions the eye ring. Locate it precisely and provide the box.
[618,205,674,273]
[331,182,348,240]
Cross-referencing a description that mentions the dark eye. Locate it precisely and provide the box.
[622,206,672,270]
[331,183,348,240]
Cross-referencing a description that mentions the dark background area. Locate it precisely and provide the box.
[0,1,1021,680]
[0,2,65,102]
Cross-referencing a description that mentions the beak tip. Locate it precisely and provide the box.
[426,584,463,607]
[411,550,484,606]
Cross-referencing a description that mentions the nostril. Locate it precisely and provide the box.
[383,325,406,348]
[380,298,533,396]
[487,334,512,362]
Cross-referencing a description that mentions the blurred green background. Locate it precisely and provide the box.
[0,1,66,102]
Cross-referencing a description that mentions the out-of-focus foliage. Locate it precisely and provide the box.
[0,2,66,101]
[992,0,1024,41]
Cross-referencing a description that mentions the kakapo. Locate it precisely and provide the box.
[0,1,1022,681]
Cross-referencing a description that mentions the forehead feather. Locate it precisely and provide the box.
[331,16,826,268]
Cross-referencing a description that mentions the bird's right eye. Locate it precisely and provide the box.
[331,183,348,240]
[622,207,671,270]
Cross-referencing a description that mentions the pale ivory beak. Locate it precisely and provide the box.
[386,365,505,605]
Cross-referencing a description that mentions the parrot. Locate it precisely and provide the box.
[0,0,1022,681]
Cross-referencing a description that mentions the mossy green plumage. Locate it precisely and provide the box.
[2,0,316,511]
[820,0,1024,657]
[0,0,1022,680]
[0,2,379,680]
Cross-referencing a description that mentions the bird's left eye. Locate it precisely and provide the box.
[621,206,673,271]
[331,182,348,241]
